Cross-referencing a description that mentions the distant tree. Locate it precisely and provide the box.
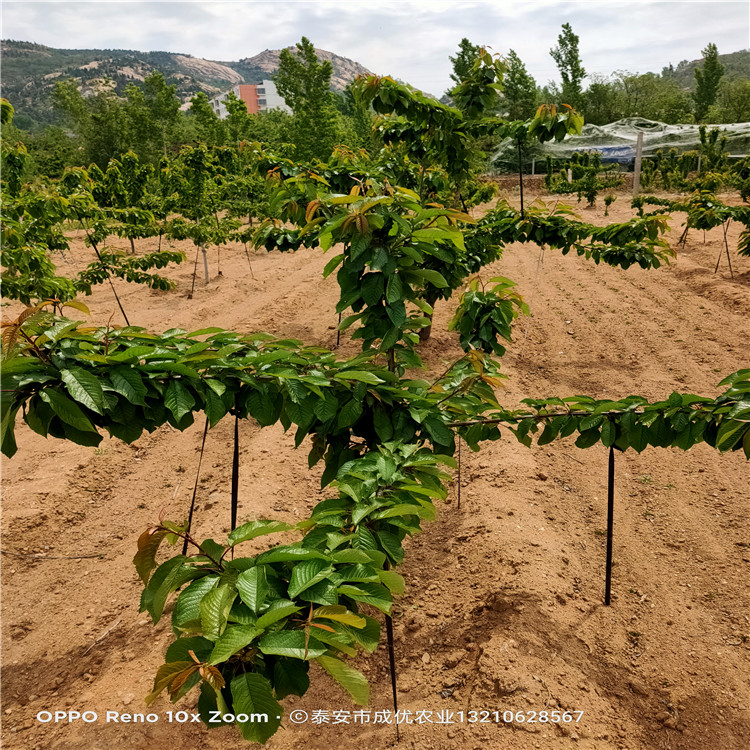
[52,79,127,167]
[661,63,676,79]
[275,36,338,161]
[706,77,750,123]
[189,92,225,147]
[448,38,481,88]
[694,43,725,121]
[502,50,537,120]
[584,76,623,125]
[123,73,182,161]
[618,72,693,124]
[550,23,587,110]
[334,81,376,150]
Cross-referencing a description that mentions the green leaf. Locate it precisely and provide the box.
[337,582,392,613]
[1,402,19,458]
[601,419,616,447]
[228,520,294,547]
[204,389,227,428]
[230,673,283,744]
[385,274,403,304]
[60,367,105,414]
[273,658,310,699]
[315,655,369,705]
[255,603,301,629]
[109,366,147,405]
[258,630,326,660]
[256,545,329,564]
[209,625,263,665]
[145,559,198,623]
[716,420,747,452]
[287,559,334,599]
[323,253,345,278]
[236,567,268,614]
[337,399,363,429]
[409,268,448,287]
[200,584,236,640]
[39,388,97,433]
[377,569,405,595]
[333,371,384,385]
[165,379,195,422]
[172,576,219,633]
[329,549,374,564]
[575,428,601,449]
[165,636,214,663]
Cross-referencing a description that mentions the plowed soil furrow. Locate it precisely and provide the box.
[2,194,748,750]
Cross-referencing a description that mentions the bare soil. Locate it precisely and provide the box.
[2,190,749,750]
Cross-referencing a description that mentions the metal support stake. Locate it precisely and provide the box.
[383,561,399,743]
[517,139,525,218]
[231,413,239,533]
[604,440,615,606]
[457,436,462,510]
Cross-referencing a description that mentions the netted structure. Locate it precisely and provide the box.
[491,118,750,171]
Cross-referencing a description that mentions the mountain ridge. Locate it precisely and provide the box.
[0,40,374,129]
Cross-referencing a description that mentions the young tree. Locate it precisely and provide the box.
[275,37,338,161]
[502,50,537,120]
[583,76,622,125]
[448,38,481,87]
[124,72,182,161]
[189,92,226,146]
[53,79,128,167]
[550,22,587,110]
[694,43,725,121]
[707,77,750,123]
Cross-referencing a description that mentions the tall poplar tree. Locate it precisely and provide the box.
[550,23,587,110]
[502,50,537,120]
[693,43,725,121]
[275,37,338,161]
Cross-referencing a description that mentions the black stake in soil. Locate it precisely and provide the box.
[457,436,462,510]
[517,138,525,218]
[231,410,240,558]
[384,562,400,743]
[604,439,615,606]
[336,311,342,347]
[182,418,209,555]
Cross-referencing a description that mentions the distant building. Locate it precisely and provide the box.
[208,80,290,118]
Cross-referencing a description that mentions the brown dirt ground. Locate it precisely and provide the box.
[2,188,749,750]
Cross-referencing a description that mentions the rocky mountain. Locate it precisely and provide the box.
[234,48,372,91]
[0,40,374,130]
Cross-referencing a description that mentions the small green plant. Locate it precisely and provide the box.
[604,194,616,216]
[448,276,529,357]
[134,444,452,743]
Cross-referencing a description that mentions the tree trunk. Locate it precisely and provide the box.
[202,245,209,285]
[128,237,136,255]
[418,292,439,343]
[418,313,434,343]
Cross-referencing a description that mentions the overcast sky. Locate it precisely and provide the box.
[3,1,748,95]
